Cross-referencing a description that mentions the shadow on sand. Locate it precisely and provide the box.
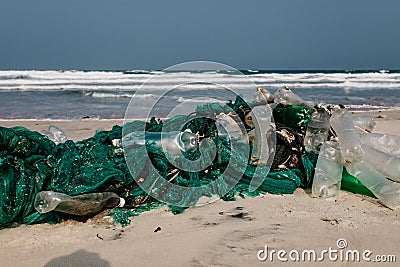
[45,249,110,267]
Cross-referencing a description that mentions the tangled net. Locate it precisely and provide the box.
[2,96,370,227]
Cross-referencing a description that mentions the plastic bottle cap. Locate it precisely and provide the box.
[118,198,125,208]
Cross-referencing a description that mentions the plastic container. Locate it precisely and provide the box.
[341,169,375,198]
[42,125,67,144]
[312,140,343,200]
[253,87,273,104]
[250,105,274,166]
[273,86,315,111]
[304,108,331,152]
[122,129,198,157]
[361,144,400,182]
[346,161,400,209]
[34,191,125,216]
[352,115,376,132]
[359,132,400,156]
[216,113,247,142]
[330,109,363,163]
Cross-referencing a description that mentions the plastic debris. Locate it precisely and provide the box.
[42,125,67,144]
[359,132,400,156]
[352,115,376,133]
[34,191,124,216]
[330,107,400,208]
[2,86,400,227]
[360,144,400,182]
[0,95,317,227]
[312,140,343,200]
[253,87,273,104]
[341,169,375,198]
[304,107,330,152]
[330,108,363,163]
[122,129,198,158]
[250,105,274,166]
[273,86,315,111]
[346,161,400,209]
[215,113,247,142]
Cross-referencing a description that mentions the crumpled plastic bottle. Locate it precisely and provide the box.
[250,105,275,166]
[273,86,315,111]
[122,129,198,158]
[304,108,331,152]
[253,87,274,104]
[216,113,247,142]
[331,108,400,209]
[359,132,400,156]
[330,108,363,163]
[346,161,400,209]
[312,140,343,200]
[34,191,125,216]
[352,115,376,133]
[42,125,67,144]
[360,144,400,182]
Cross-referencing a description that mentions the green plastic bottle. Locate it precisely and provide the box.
[341,169,375,198]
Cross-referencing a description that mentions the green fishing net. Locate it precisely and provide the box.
[1,98,319,227]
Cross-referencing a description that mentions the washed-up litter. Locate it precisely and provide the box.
[1,86,398,228]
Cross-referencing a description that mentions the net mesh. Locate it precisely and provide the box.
[0,98,370,227]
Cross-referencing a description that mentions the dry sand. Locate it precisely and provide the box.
[1,111,400,266]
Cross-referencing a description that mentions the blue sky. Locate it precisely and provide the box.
[0,0,399,70]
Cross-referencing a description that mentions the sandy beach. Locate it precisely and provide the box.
[3,0,400,265]
[1,110,400,266]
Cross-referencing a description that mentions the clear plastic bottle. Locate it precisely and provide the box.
[250,105,274,166]
[34,191,125,216]
[216,113,247,142]
[253,87,273,104]
[304,108,330,152]
[346,161,400,209]
[42,125,67,144]
[273,86,315,111]
[360,144,400,182]
[312,140,343,200]
[330,108,363,163]
[359,132,400,156]
[122,130,198,158]
[352,115,376,133]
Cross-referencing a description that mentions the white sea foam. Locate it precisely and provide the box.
[175,97,225,103]
[87,92,156,98]
[1,70,400,92]
[1,82,400,91]
[0,118,126,122]
[345,104,400,111]
[1,69,399,120]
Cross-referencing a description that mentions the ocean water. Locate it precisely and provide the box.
[1,69,400,120]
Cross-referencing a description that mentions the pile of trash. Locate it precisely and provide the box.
[1,86,399,228]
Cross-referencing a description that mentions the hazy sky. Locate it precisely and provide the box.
[0,0,399,70]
